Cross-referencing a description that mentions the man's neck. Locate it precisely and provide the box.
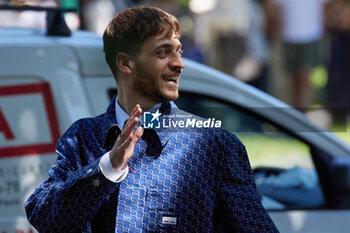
[117,93,157,115]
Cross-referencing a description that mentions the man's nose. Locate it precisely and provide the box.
[169,53,185,71]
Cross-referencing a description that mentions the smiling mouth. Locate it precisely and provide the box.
[163,76,179,84]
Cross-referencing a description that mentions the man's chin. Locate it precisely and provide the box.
[142,90,179,104]
[152,93,178,103]
[163,91,179,102]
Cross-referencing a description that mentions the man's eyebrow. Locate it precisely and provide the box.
[153,43,182,51]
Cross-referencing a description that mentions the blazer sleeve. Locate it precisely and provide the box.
[216,131,279,233]
[24,121,120,233]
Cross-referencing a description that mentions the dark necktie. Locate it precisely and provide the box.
[159,101,171,115]
[141,128,163,158]
[140,101,171,158]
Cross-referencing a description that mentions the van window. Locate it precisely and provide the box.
[83,77,116,116]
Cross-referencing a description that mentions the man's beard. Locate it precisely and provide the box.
[133,61,179,105]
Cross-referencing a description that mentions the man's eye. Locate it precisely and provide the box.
[157,49,183,57]
[158,50,169,56]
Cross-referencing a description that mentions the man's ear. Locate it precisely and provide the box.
[115,53,135,75]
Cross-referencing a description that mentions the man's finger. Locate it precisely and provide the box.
[123,106,142,137]
[122,116,139,138]
[119,125,143,153]
[123,105,142,132]
[122,109,136,130]
[119,126,143,155]
[118,134,134,153]
[133,126,144,142]
[128,104,140,121]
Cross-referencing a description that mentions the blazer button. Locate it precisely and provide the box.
[93,179,100,187]
[87,168,93,174]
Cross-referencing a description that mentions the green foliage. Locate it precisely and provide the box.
[177,0,190,7]
[310,65,328,89]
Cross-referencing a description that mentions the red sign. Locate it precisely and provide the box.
[0,83,60,158]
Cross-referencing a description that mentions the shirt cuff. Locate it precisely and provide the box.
[99,151,129,183]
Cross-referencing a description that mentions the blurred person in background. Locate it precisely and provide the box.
[79,0,116,34]
[0,0,57,28]
[269,0,330,109]
[239,0,270,92]
[325,0,350,121]
[199,0,270,92]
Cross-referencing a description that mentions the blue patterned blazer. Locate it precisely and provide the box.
[25,97,278,233]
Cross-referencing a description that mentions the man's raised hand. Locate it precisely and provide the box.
[109,104,144,170]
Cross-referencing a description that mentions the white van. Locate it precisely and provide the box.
[0,28,114,233]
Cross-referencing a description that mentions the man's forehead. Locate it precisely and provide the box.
[146,33,182,48]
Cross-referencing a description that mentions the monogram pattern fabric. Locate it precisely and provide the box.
[25,97,279,233]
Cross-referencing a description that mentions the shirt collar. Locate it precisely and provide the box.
[115,97,130,129]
